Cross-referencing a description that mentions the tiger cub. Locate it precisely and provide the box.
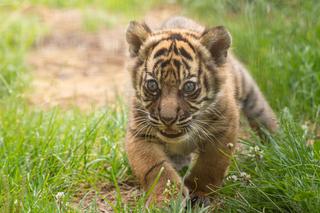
[125,16,277,205]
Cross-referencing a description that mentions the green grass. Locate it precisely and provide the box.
[82,8,116,32]
[0,10,43,97]
[0,0,319,212]
[219,110,320,212]
[0,99,128,212]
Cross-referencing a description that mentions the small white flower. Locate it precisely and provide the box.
[247,145,264,160]
[239,171,251,181]
[301,124,308,131]
[226,175,238,182]
[248,153,255,158]
[240,172,247,177]
[244,174,251,181]
[55,192,65,200]
[231,175,238,181]
[163,188,169,194]
[227,143,234,149]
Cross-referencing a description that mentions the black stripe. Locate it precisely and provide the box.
[143,84,157,99]
[144,160,166,184]
[152,59,163,72]
[153,48,167,58]
[182,66,187,79]
[131,59,143,87]
[182,59,191,70]
[134,65,143,91]
[144,92,154,100]
[188,88,201,100]
[203,74,209,93]
[179,47,193,61]
[250,107,265,119]
[169,33,183,40]
[145,101,153,109]
[167,41,175,55]
[149,119,160,125]
[163,69,170,79]
[171,69,178,82]
[143,91,154,99]
[246,88,258,110]
[185,101,200,111]
[162,69,168,79]
[173,44,179,54]
[149,36,196,56]
[178,117,191,126]
[175,37,196,53]
[248,96,258,110]
[187,74,197,79]
[173,59,181,81]
[139,56,149,91]
[161,60,170,68]
[243,87,254,107]
[185,32,198,38]
[195,96,214,104]
[173,59,181,71]
[198,60,202,75]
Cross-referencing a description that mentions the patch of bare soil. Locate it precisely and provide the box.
[72,181,141,212]
[26,8,127,109]
[26,5,181,110]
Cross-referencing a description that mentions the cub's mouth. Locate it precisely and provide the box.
[159,129,184,138]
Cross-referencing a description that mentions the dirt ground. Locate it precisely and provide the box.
[73,180,141,212]
[26,6,181,110]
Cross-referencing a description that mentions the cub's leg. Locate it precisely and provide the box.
[184,133,236,199]
[125,134,187,204]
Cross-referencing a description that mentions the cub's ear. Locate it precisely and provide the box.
[200,26,231,66]
[126,21,151,57]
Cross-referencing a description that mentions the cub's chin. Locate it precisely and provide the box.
[156,130,189,143]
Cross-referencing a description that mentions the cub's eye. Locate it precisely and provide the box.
[146,79,159,92]
[183,81,196,94]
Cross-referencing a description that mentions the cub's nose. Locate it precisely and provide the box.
[160,115,177,126]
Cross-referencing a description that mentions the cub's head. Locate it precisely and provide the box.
[126,21,231,143]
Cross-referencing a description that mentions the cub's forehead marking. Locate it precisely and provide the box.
[150,39,196,67]
[150,59,198,85]
[148,31,197,55]
[142,31,203,86]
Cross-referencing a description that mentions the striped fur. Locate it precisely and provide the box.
[125,17,277,205]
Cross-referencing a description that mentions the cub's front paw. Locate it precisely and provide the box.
[146,181,189,208]
[146,193,165,207]
[189,193,211,208]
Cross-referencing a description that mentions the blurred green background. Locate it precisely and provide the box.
[0,0,319,212]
